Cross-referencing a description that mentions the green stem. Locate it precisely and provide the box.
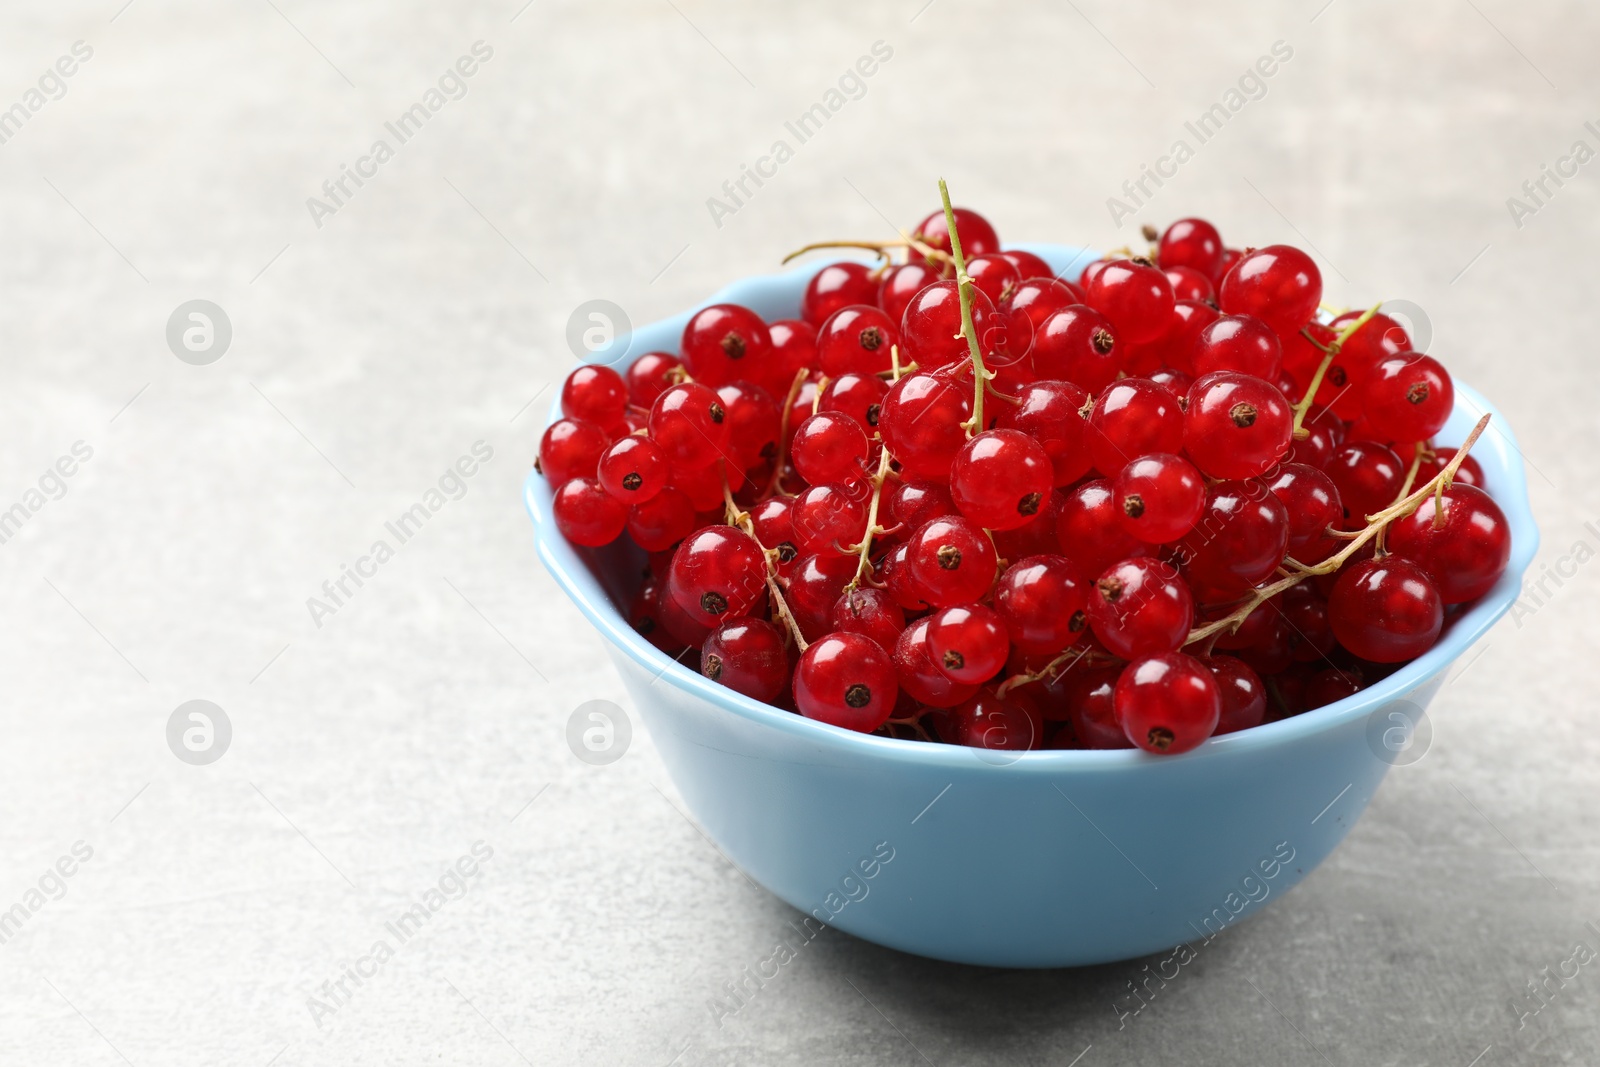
[937,178,991,435]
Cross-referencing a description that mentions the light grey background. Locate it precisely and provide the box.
[1,1,1596,1064]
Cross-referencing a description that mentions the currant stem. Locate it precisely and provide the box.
[1290,302,1385,439]
[780,236,952,268]
[1183,412,1491,646]
[995,643,1116,697]
[937,178,991,436]
[723,465,810,651]
[844,347,905,594]
[764,367,811,499]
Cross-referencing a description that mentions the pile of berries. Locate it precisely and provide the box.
[541,187,1511,756]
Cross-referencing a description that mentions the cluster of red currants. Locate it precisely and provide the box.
[541,192,1512,757]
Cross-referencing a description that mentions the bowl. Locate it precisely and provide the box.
[524,245,1539,968]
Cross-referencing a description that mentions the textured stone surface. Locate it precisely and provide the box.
[0,1,1596,1064]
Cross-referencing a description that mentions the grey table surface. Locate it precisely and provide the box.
[2,1,1598,1064]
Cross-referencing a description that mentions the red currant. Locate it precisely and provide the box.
[668,525,769,627]
[1207,655,1266,735]
[1158,218,1225,280]
[946,691,1043,751]
[626,352,684,408]
[802,262,878,327]
[913,207,1000,258]
[817,304,899,377]
[1030,305,1120,392]
[995,554,1087,656]
[900,280,995,371]
[1174,480,1290,599]
[539,417,610,485]
[1325,441,1405,527]
[1055,478,1150,578]
[794,631,898,733]
[703,618,789,702]
[831,585,906,653]
[1359,355,1454,442]
[1088,378,1184,475]
[1328,557,1443,662]
[791,411,870,486]
[626,486,696,551]
[1182,372,1293,479]
[1163,265,1215,303]
[906,516,998,607]
[996,379,1093,486]
[1114,652,1220,754]
[1219,245,1321,336]
[950,429,1054,531]
[1388,484,1510,604]
[893,616,981,708]
[1064,665,1132,750]
[1191,314,1283,380]
[1086,556,1194,660]
[552,476,629,547]
[1085,258,1175,345]
[681,304,773,387]
[597,435,668,502]
[1113,452,1205,544]
[561,365,629,433]
[878,261,940,327]
[879,371,973,481]
[649,382,732,469]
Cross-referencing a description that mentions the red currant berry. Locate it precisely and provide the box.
[748,496,800,572]
[802,262,878,327]
[1174,480,1290,599]
[1265,463,1343,556]
[1388,483,1510,604]
[1284,416,1340,468]
[878,261,940,326]
[561,364,629,433]
[1158,218,1225,280]
[996,555,1088,656]
[886,480,955,533]
[966,252,1022,305]
[1325,440,1405,527]
[925,603,1009,684]
[1055,478,1150,578]
[1149,367,1193,397]
[906,516,998,607]
[1085,258,1175,345]
[716,380,780,470]
[680,304,773,387]
[539,417,610,485]
[1191,314,1283,380]
[1088,378,1184,475]
[657,571,715,648]
[996,379,1093,486]
[668,525,769,627]
[1004,277,1083,334]
[1114,652,1220,754]
[1001,249,1054,281]
[791,411,870,486]
[1328,557,1443,662]
[817,304,899,377]
[1086,556,1194,660]
[702,618,789,703]
[631,578,685,654]
[1133,299,1218,374]
[1417,448,1484,488]
[950,429,1054,531]
[1219,245,1322,336]
[791,482,868,557]
[819,372,888,432]
[1330,309,1412,374]
[783,553,857,641]
[1359,355,1454,442]
[992,488,1066,562]
[913,206,1000,258]
[552,476,629,547]
[881,541,934,612]
[1182,371,1293,479]
[649,382,732,469]
[879,371,973,481]
[893,616,980,708]
[900,281,995,371]
[1206,655,1266,735]
[762,319,817,397]
[830,585,906,653]
[947,690,1043,751]
[794,631,898,733]
[626,352,684,408]
[1163,265,1215,303]
[626,486,696,551]
[1114,452,1206,544]
[1064,666,1132,749]
[1030,305,1120,392]
[666,460,724,511]
[597,435,668,502]
[1304,667,1364,708]
[1280,583,1338,663]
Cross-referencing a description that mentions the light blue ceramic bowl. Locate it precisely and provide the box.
[524,245,1538,968]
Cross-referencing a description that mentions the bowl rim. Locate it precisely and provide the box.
[525,246,1540,774]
